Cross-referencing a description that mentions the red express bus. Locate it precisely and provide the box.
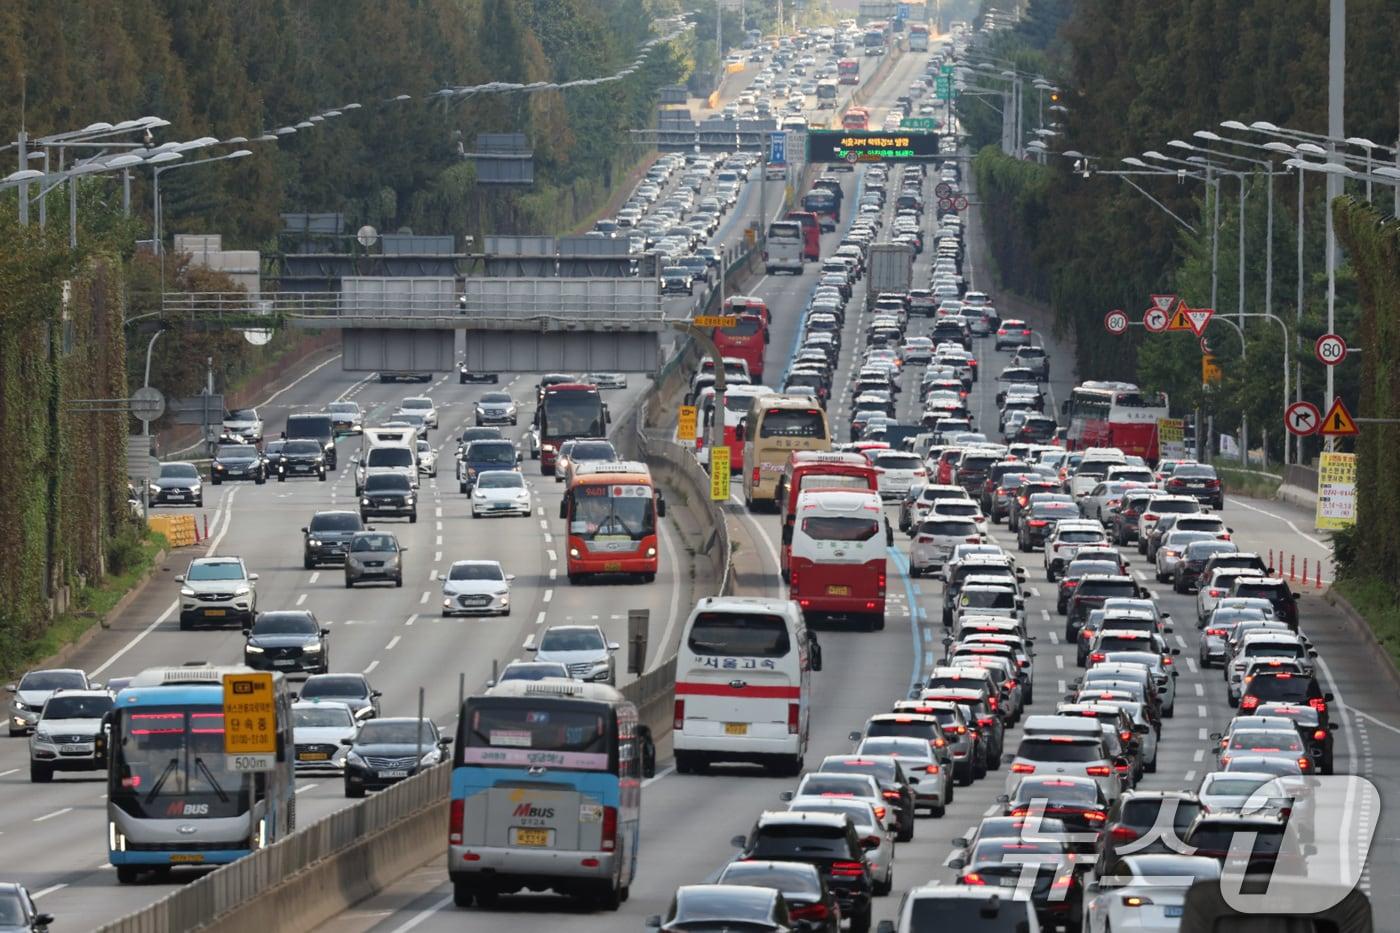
[712,314,769,384]
[783,211,822,261]
[537,383,608,475]
[1064,381,1170,463]
[838,58,860,85]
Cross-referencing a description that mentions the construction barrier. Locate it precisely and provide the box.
[148,514,199,548]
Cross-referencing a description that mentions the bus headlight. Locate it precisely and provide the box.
[646,547,657,558]
[110,821,127,852]
[569,548,580,558]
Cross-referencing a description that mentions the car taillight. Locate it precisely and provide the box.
[831,860,866,878]
[1120,730,1132,741]
[1206,478,1221,487]
[966,536,981,543]
[872,806,886,821]
[788,703,800,735]
[1062,580,1079,589]
[878,568,886,593]
[1162,656,1173,665]
[751,467,761,485]
[1090,652,1105,663]
[1309,698,1328,713]
[1205,628,1227,636]
[1052,871,1074,889]
[601,805,618,851]
[1168,479,1185,487]
[1085,765,1112,776]
[882,790,900,801]
[1085,810,1106,822]
[954,725,967,735]
[1011,762,1036,773]
[925,763,941,773]
[1143,513,1158,522]
[1298,757,1312,771]
[789,902,830,921]
[961,872,988,885]
[1241,695,1260,711]
[997,329,1007,335]
[1209,588,1223,597]
[449,798,465,845]
[916,534,933,543]
[1110,825,1140,842]
[1029,519,1048,527]
[1315,729,1328,741]
[674,699,685,731]
[1114,761,1130,774]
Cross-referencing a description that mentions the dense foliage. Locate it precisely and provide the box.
[961,0,1399,463]
[0,0,692,245]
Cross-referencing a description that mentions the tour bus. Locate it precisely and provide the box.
[842,106,871,131]
[448,679,652,910]
[788,489,892,631]
[908,22,930,51]
[837,58,860,85]
[724,295,771,327]
[863,23,888,55]
[741,394,832,510]
[536,383,609,475]
[560,461,665,583]
[673,596,822,777]
[816,79,839,108]
[1063,381,1170,462]
[108,664,295,883]
[764,221,806,275]
[696,383,775,472]
[776,451,881,580]
[784,210,822,261]
[710,313,769,383]
[801,188,841,232]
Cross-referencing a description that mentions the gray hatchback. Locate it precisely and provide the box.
[344,532,405,588]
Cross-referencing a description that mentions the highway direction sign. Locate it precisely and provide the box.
[1315,333,1347,366]
[1143,307,1169,333]
[1104,310,1128,335]
[1285,401,1321,437]
[903,117,937,130]
[768,131,786,166]
[1319,397,1359,437]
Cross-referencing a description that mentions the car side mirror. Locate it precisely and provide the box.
[948,857,966,869]
[848,730,863,742]
[1330,723,1339,731]
[371,690,383,698]
[440,737,453,747]
[301,526,309,534]
[4,684,15,693]
[1324,692,1335,702]
[646,916,662,930]
[1292,592,1302,599]
[340,737,354,746]
[174,575,185,583]
[242,625,252,635]
[952,836,969,848]
[1002,753,1015,764]
[249,573,260,581]
[656,496,667,518]
[1196,618,1207,629]
[525,644,538,652]
[1136,724,1151,734]
[506,574,517,582]
[517,452,524,463]
[559,500,568,520]
[877,922,897,933]
[809,634,823,672]
[320,628,331,636]
[1171,648,1181,655]
[996,794,1010,804]
[1164,623,1175,633]
[607,642,620,652]
[35,915,54,928]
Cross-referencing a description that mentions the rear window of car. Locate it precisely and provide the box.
[1077,580,1137,599]
[1120,797,1203,832]
[960,455,999,472]
[920,519,977,536]
[750,825,852,858]
[1015,738,1104,762]
[1235,582,1287,600]
[1246,675,1313,701]
[907,899,1031,931]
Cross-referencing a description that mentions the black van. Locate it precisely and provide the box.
[284,413,338,469]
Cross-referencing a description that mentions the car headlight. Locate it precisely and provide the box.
[148,483,160,494]
[309,539,322,547]
[646,547,657,557]
[245,644,265,654]
[362,498,371,505]
[346,751,366,766]
[213,463,226,471]
[405,495,415,504]
[420,750,440,765]
[353,706,374,719]
[181,587,195,598]
[235,585,251,596]
[474,490,486,498]
[303,643,322,653]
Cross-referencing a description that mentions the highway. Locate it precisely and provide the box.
[6,27,1399,933]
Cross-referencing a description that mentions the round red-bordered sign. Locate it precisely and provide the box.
[1143,307,1169,333]
[1314,333,1347,366]
[1285,401,1322,437]
[1104,310,1128,335]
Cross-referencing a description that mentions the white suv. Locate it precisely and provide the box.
[176,557,258,630]
[29,689,113,783]
[396,396,438,429]
[1043,520,1109,582]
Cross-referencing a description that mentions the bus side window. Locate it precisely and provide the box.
[559,492,570,520]
[735,420,747,443]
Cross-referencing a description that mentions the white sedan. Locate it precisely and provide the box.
[416,440,438,479]
[441,560,514,616]
[470,470,532,518]
[1084,854,1221,932]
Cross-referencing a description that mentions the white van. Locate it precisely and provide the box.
[765,221,806,275]
[1070,448,1128,498]
[674,596,821,777]
[354,433,419,494]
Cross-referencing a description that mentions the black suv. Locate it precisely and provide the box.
[210,444,267,485]
[732,812,874,933]
[1165,463,1225,509]
[302,510,365,568]
[243,610,329,675]
[1108,492,1154,546]
[1173,540,1240,593]
[360,473,417,522]
[277,439,328,481]
[1256,700,1336,774]
[1066,575,1144,640]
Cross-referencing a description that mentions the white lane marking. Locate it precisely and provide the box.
[1194,683,1205,696]
[1185,657,1198,673]
[33,808,72,822]
[539,519,548,530]
[436,507,444,518]
[434,551,442,563]
[983,804,1001,817]
[1041,610,1051,623]
[1193,749,1205,762]
[1029,587,1041,598]
[385,636,402,651]
[295,783,319,795]
[547,550,558,562]
[1135,570,1147,581]
[296,593,307,606]
[1055,655,1064,669]
[429,570,438,582]
[1184,770,1197,783]
[543,589,554,603]
[549,568,557,580]
[31,884,67,899]
[363,660,379,675]
[1047,630,1058,644]
[0,769,18,778]
[642,766,675,787]
[1350,708,1400,737]
[1197,705,1208,718]
[1199,728,1210,740]
[405,614,419,627]
[309,571,320,584]
[436,521,443,532]
[386,893,455,933]
[419,591,430,604]
[535,611,547,626]
[1228,498,1331,551]
[543,533,552,544]
[435,535,443,546]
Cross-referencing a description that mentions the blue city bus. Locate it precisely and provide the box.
[447,679,654,910]
[106,664,295,883]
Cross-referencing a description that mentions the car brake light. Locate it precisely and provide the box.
[1011,762,1035,773]
[1309,698,1328,713]
[997,329,1007,336]
[601,805,618,851]
[1162,656,1173,665]
[449,798,464,845]
[1120,730,1132,741]
[674,699,685,731]
[1052,872,1074,889]
[1110,825,1140,842]
[1206,478,1221,487]
[954,725,967,735]
[831,860,866,878]
[1029,519,1048,527]
[1209,588,1223,597]
[1143,513,1158,522]
[1205,628,1227,636]
[882,790,901,801]
[1090,652,1105,663]
[1085,765,1112,776]
[925,763,941,773]
[1241,696,1260,711]
[752,467,761,485]
[1114,761,1130,774]
[873,806,886,821]
[961,872,987,885]
[789,902,830,921]
[966,536,981,543]
[1298,757,1312,770]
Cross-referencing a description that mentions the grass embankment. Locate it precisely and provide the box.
[1333,576,1400,671]
[1209,461,1283,500]
[1,528,167,680]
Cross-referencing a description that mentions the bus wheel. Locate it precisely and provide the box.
[640,573,655,583]
[116,866,140,885]
[452,881,474,908]
[870,614,885,632]
[568,574,581,585]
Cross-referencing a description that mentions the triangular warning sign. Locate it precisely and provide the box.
[1184,306,1214,336]
[1319,397,1359,436]
[1167,306,1193,331]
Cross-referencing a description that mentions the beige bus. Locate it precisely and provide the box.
[739,394,831,510]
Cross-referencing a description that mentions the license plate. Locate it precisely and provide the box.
[60,744,88,753]
[998,875,1020,887]
[604,561,622,572]
[273,659,296,667]
[492,503,510,509]
[298,752,328,761]
[168,493,186,499]
[827,585,851,596]
[1164,905,1183,918]
[170,854,205,864]
[378,769,408,779]
[205,609,226,617]
[724,722,748,735]
[512,827,552,847]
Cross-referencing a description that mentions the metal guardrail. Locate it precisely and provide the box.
[162,291,675,325]
[96,762,450,933]
[1285,464,1319,492]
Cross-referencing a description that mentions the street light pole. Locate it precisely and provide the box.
[141,326,166,518]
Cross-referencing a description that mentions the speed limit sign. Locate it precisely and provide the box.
[1104,310,1128,335]
[1314,333,1347,366]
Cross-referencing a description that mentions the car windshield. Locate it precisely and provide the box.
[160,463,199,479]
[294,706,354,729]
[481,393,512,404]
[748,825,851,859]
[227,409,257,420]
[310,513,360,532]
[19,671,87,691]
[468,443,516,464]
[449,563,503,582]
[572,443,617,460]
[906,898,1030,930]
[364,474,411,492]
[252,613,317,635]
[368,447,413,468]
[285,441,322,455]
[540,628,604,651]
[43,694,112,718]
[688,612,791,658]
[1015,778,1100,804]
[219,445,258,459]
[1017,739,1104,763]
[802,516,879,541]
[301,677,368,700]
[478,473,524,489]
[357,720,437,745]
[401,398,432,410]
[187,561,245,582]
[718,862,821,895]
[1202,775,1275,796]
[352,534,397,552]
[329,403,358,414]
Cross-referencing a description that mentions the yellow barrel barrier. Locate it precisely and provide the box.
[148,514,199,548]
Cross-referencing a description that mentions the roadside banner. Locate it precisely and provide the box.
[1156,418,1186,461]
[1314,452,1357,531]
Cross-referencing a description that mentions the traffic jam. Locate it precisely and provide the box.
[657,32,1345,933]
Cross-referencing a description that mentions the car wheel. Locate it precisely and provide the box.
[211,477,222,486]
[471,509,479,519]
[453,881,474,908]
[345,782,365,799]
[345,578,354,589]
[255,475,265,485]
[29,763,53,783]
[319,471,327,481]
[278,473,286,483]
[116,866,140,885]
[304,554,315,570]
[409,512,418,524]
[395,575,403,588]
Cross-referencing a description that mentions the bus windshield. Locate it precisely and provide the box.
[570,484,655,540]
[112,708,251,820]
[541,390,606,440]
[459,699,613,772]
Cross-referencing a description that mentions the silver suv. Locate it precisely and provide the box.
[528,625,619,684]
[176,556,258,630]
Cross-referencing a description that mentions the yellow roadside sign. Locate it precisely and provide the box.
[222,671,277,757]
[677,405,698,441]
[710,446,731,501]
[693,315,739,328]
[1202,354,1222,384]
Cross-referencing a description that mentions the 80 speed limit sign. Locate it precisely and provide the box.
[1315,333,1347,366]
